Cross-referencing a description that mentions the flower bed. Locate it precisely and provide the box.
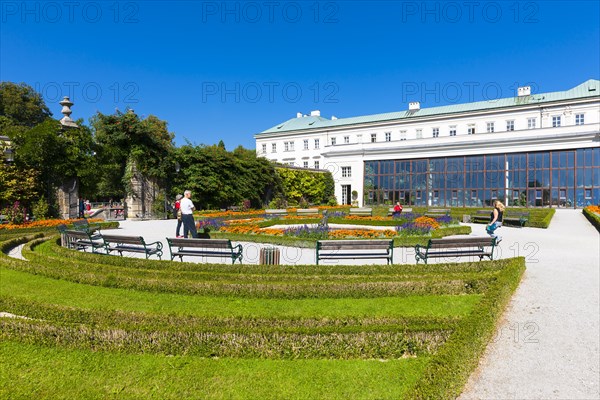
[0,218,103,231]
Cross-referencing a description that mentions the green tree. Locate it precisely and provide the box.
[0,82,51,128]
[91,110,175,198]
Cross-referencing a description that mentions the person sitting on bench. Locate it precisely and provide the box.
[392,201,403,217]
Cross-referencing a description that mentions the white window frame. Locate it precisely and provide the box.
[432,127,439,138]
[575,113,585,125]
[314,139,320,149]
[344,135,350,144]
[506,120,515,131]
[262,144,267,153]
[314,161,320,169]
[468,124,475,135]
[527,117,536,129]
[400,130,407,141]
[416,129,423,139]
[331,137,336,146]
[341,166,352,178]
[271,143,277,153]
[486,122,495,133]
[284,142,290,152]
[303,139,309,150]
[303,161,309,168]
[449,126,457,136]
[552,116,561,127]
[371,133,377,143]
[385,132,391,142]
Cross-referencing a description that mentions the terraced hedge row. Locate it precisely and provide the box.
[0,231,525,399]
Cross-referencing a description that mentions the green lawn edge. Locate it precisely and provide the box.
[406,256,526,399]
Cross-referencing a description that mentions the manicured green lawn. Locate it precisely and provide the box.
[0,267,480,319]
[1,341,429,399]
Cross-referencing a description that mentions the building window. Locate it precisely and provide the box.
[527,117,536,129]
[585,188,592,199]
[433,190,439,199]
[559,189,566,199]
[303,161,309,168]
[452,190,458,200]
[314,161,320,169]
[331,137,336,146]
[271,143,277,153]
[468,124,475,135]
[341,166,351,178]
[506,120,515,131]
[491,190,498,199]
[432,127,439,138]
[449,126,457,136]
[416,190,421,200]
[356,134,362,143]
[416,129,423,139]
[385,132,391,142]
[471,190,477,199]
[552,116,561,127]
[262,144,267,153]
[344,136,350,144]
[400,130,407,141]
[486,122,495,133]
[575,114,585,125]
[314,139,320,149]
[371,133,377,143]
[303,139,309,150]
[284,142,289,152]
[290,141,294,151]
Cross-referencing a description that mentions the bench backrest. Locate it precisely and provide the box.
[64,230,93,240]
[317,240,392,250]
[265,209,287,214]
[168,238,232,249]
[427,237,495,249]
[101,234,146,246]
[427,209,450,213]
[505,211,530,217]
[475,210,489,215]
[296,208,319,215]
[349,208,373,215]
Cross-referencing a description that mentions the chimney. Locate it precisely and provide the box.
[310,110,321,117]
[409,102,420,111]
[518,86,531,97]
[296,112,303,118]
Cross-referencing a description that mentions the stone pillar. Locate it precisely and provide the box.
[57,178,79,220]
[125,163,160,220]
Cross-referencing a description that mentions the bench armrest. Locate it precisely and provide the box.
[146,240,163,250]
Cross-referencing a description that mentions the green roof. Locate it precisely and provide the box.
[258,79,599,135]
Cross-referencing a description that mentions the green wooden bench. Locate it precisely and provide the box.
[167,238,243,264]
[424,208,451,218]
[296,208,320,217]
[349,208,373,217]
[63,230,106,254]
[101,234,163,260]
[415,237,496,264]
[387,207,413,216]
[72,219,101,233]
[265,209,288,218]
[503,211,530,227]
[471,210,490,223]
[316,239,393,265]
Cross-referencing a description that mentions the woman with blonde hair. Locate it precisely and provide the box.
[486,200,505,244]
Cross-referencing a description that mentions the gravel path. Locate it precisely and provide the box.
[459,209,600,399]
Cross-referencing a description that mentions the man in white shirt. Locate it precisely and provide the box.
[180,190,198,238]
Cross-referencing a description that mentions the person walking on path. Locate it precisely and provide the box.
[486,199,504,244]
[174,194,183,237]
[180,190,198,238]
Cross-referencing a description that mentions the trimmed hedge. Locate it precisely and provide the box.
[583,207,600,232]
[406,257,526,399]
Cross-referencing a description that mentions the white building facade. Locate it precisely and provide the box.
[255,80,600,208]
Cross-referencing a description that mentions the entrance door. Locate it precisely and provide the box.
[341,185,351,205]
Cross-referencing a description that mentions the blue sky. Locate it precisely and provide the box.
[2,0,599,149]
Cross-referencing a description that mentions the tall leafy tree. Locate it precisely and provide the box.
[0,82,51,128]
[91,110,175,198]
